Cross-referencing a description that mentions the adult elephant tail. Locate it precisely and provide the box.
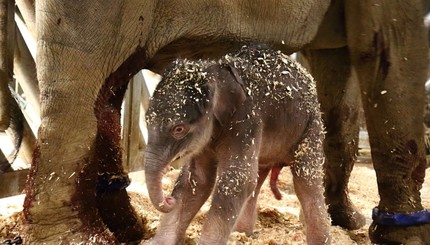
[0,88,24,173]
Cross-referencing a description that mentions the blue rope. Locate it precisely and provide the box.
[372,207,430,226]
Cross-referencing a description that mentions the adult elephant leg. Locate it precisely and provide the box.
[24,53,145,245]
[346,1,430,244]
[303,47,365,230]
[24,1,153,243]
[24,80,117,243]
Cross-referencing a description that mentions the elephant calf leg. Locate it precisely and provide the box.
[199,163,258,245]
[292,172,330,244]
[290,118,331,244]
[234,167,271,235]
[149,154,217,244]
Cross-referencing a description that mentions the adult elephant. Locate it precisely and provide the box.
[24,0,428,244]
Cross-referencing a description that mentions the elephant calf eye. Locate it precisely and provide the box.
[171,124,190,139]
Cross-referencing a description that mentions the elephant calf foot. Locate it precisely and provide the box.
[234,219,255,236]
[328,201,366,230]
[369,222,430,245]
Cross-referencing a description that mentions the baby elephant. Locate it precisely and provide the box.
[144,45,331,244]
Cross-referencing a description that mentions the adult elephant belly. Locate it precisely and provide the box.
[146,0,332,72]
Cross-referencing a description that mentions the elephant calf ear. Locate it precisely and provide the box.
[206,64,247,126]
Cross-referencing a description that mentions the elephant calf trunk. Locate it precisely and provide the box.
[144,160,176,213]
[156,195,176,213]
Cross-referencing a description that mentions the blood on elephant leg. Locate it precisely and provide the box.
[346,1,430,243]
[302,47,365,230]
[92,50,148,242]
[92,102,144,243]
[23,49,148,243]
[23,95,117,244]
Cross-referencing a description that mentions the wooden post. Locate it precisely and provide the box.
[0,169,28,198]
[14,22,40,118]
[139,71,151,148]
[138,69,161,147]
[122,73,144,172]
[16,0,35,39]
[133,70,161,172]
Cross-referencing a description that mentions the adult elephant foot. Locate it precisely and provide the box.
[24,142,144,244]
[369,223,430,245]
[325,175,365,230]
[24,220,118,244]
[327,198,366,230]
[96,187,145,242]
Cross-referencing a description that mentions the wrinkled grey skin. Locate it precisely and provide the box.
[144,46,330,244]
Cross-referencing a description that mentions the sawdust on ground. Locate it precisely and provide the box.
[1,158,429,244]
